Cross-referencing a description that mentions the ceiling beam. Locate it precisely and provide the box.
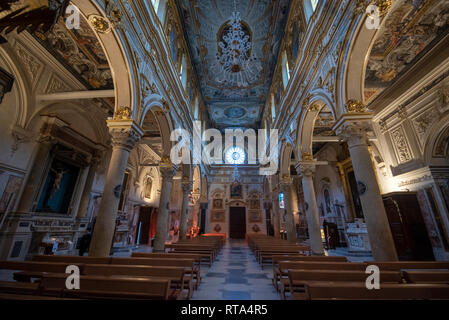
[312,136,378,143]
[37,90,115,102]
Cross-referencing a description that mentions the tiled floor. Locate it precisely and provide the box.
[191,240,279,300]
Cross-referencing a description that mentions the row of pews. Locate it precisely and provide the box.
[0,236,223,300]
[248,235,449,300]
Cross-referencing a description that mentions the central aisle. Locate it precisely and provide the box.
[192,240,280,300]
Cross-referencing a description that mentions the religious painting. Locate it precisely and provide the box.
[36,159,80,214]
[249,199,260,210]
[249,210,262,223]
[291,20,300,62]
[0,174,23,227]
[230,182,243,199]
[212,199,223,209]
[169,25,178,64]
[210,210,225,222]
[324,189,332,214]
[144,176,153,199]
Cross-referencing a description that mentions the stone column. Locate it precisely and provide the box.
[179,178,192,241]
[153,157,177,252]
[272,188,281,238]
[296,162,325,255]
[336,119,398,261]
[76,155,101,219]
[89,120,142,257]
[280,175,297,243]
[16,135,54,213]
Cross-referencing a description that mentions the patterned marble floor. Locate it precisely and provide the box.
[191,240,280,300]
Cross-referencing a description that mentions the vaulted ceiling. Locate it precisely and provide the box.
[176,0,291,130]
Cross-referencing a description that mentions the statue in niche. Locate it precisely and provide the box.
[144,176,152,199]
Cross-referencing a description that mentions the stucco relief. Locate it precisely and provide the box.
[390,126,412,164]
[412,108,439,147]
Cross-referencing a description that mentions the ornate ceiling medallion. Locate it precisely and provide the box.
[88,15,112,34]
[211,0,262,88]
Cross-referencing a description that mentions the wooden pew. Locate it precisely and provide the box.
[32,255,110,265]
[256,246,311,264]
[273,261,367,291]
[284,269,402,300]
[295,282,449,300]
[164,245,215,266]
[0,280,40,295]
[0,261,85,282]
[269,255,348,270]
[403,270,449,284]
[39,274,171,300]
[82,264,189,300]
[131,253,202,288]
[364,261,449,271]
[110,257,197,292]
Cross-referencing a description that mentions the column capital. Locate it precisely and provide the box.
[107,119,143,151]
[296,162,316,178]
[279,174,292,193]
[159,157,178,179]
[334,120,372,148]
[181,178,193,194]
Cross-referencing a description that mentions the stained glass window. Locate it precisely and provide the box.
[225,147,246,165]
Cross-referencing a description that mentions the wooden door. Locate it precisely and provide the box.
[229,207,246,239]
[383,193,435,261]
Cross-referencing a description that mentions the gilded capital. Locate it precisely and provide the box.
[302,152,314,161]
[345,99,368,113]
[377,0,392,16]
[113,106,132,120]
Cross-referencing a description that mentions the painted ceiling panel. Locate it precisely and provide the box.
[176,0,291,129]
[364,0,449,104]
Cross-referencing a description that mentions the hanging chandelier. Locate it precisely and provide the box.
[212,0,262,88]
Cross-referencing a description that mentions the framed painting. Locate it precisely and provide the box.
[230,182,243,199]
[212,199,223,209]
[210,210,225,222]
[249,210,262,223]
[249,199,260,209]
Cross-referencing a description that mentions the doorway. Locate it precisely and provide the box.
[229,207,246,239]
[137,207,158,246]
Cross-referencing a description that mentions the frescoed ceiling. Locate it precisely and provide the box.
[176,0,291,130]
[32,13,113,91]
[364,0,449,104]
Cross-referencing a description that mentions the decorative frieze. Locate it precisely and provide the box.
[390,126,413,163]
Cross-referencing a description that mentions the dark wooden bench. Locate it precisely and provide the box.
[295,282,449,300]
[365,261,449,271]
[0,280,40,295]
[40,274,171,300]
[403,270,449,284]
[273,261,367,291]
[283,269,402,300]
[131,253,202,288]
[269,255,348,270]
[82,264,190,300]
[164,245,214,266]
[110,257,198,291]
